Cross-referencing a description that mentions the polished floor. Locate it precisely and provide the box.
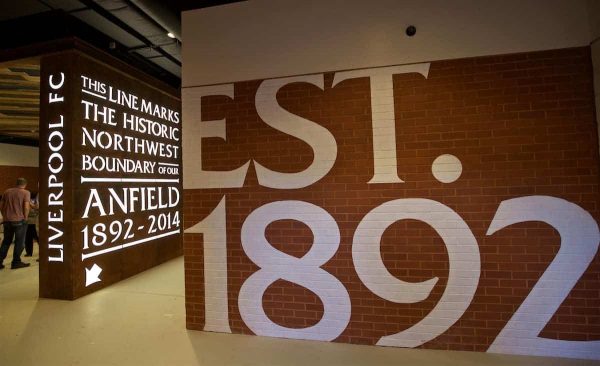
[1,246,599,365]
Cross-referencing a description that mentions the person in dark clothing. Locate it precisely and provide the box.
[0,177,31,269]
[24,192,39,257]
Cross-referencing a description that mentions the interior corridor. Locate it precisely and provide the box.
[1,253,599,366]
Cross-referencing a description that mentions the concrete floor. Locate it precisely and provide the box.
[1,247,599,365]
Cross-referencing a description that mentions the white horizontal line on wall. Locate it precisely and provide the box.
[81,229,180,260]
[80,177,179,183]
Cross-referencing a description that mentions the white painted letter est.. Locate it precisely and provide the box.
[333,64,430,184]
[182,85,250,189]
[255,75,337,189]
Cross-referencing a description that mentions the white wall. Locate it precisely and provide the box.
[0,143,39,167]
[183,0,591,87]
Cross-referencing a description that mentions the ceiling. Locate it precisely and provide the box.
[0,0,243,144]
[0,58,40,142]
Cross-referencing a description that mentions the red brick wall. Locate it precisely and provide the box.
[0,166,39,194]
[183,47,600,356]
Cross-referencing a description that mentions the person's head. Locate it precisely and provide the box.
[16,177,27,188]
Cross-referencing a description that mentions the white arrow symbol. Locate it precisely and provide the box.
[85,264,103,287]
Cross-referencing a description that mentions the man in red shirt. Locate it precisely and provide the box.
[0,177,31,269]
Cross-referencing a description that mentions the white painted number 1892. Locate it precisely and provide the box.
[188,195,600,360]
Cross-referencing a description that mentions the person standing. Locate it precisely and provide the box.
[0,177,31,269]
[24,191,39,257]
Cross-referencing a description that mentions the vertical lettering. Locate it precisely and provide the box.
[49,72,65,103]
[47,72,65,263]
